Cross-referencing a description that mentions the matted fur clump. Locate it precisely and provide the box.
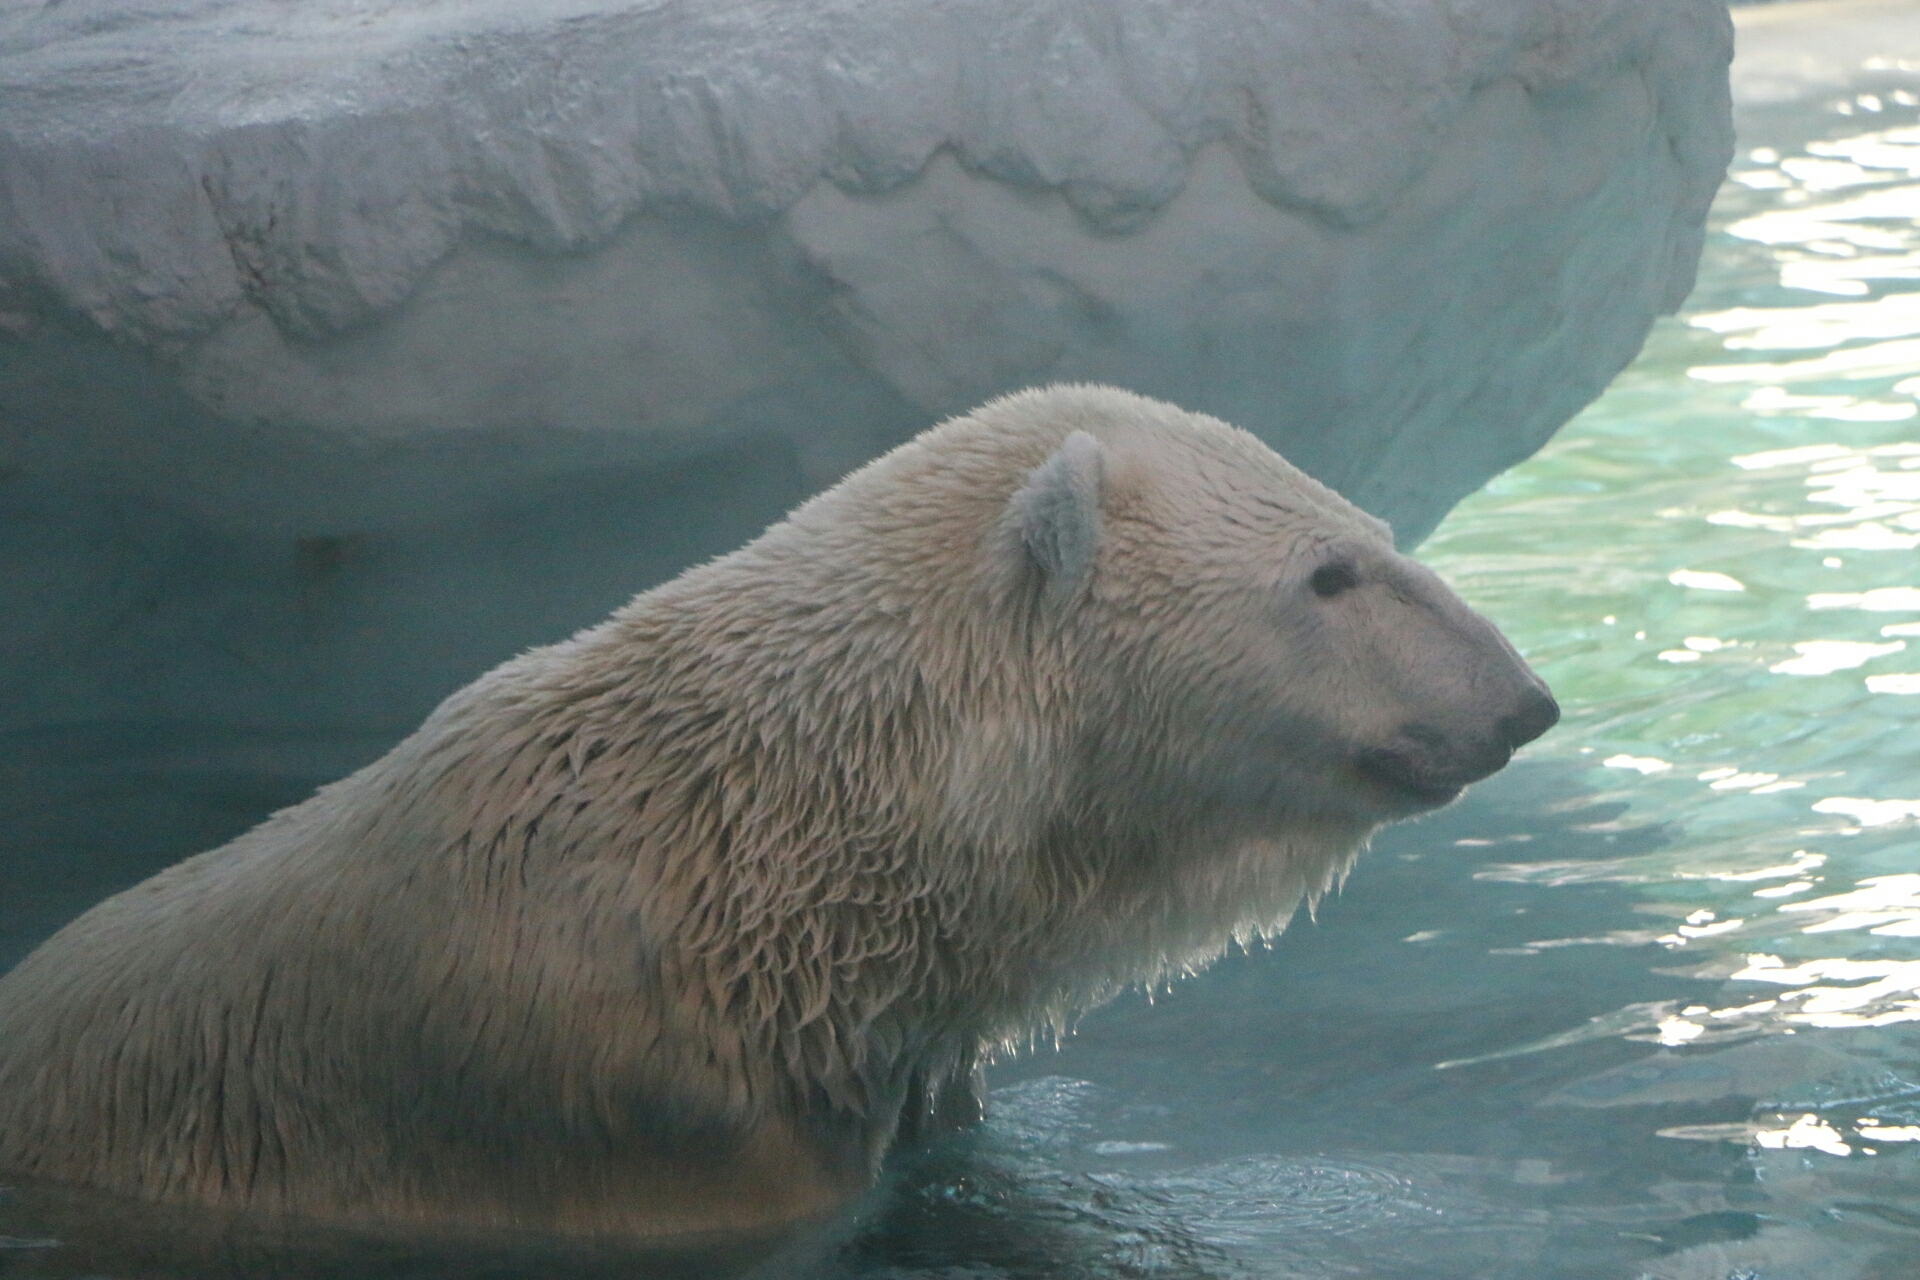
[0,385,1555,1237]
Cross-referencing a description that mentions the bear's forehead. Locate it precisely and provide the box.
[860,385,1394,549]
[1109,429,1390,549]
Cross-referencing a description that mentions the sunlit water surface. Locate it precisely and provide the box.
[12,80,1920,1280]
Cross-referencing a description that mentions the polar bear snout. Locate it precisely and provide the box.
[1356,681,1558,808]
[1330,552,1559,811]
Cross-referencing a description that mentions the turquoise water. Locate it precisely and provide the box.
[1423,116,1920,1075]
[11,82,1920,1280]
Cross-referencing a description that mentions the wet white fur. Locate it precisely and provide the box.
[0,385,1502,1238]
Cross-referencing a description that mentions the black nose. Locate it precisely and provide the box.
[1498,684,1560,750]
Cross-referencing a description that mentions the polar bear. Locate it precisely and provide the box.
[0,386,1555,1238]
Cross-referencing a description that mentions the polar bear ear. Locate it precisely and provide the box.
[1004,430,1104,607]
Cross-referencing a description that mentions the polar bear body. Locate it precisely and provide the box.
[0,386,1555,1237]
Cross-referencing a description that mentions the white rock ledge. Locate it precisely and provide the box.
[0,0,1729,891]
[0,0,1731,530]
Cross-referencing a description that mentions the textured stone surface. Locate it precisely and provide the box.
[2,0,1733,532]
[0,0,1732,905]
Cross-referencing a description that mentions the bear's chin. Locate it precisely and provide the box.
[1358,773,1467,814]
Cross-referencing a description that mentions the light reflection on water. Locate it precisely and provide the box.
[1419,101,1920,1073]
[1382,89,1920,1276]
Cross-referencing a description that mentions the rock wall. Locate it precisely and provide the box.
[0,0,1732,918]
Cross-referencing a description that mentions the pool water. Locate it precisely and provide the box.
[12,67,1920,1280]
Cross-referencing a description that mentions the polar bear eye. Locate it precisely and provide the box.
[1310,562,1360,598]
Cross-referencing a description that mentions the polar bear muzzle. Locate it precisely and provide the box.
[1341,556,1560,811]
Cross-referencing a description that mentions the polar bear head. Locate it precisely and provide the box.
[954,386,1558,856]
[756,383,1555,1001]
